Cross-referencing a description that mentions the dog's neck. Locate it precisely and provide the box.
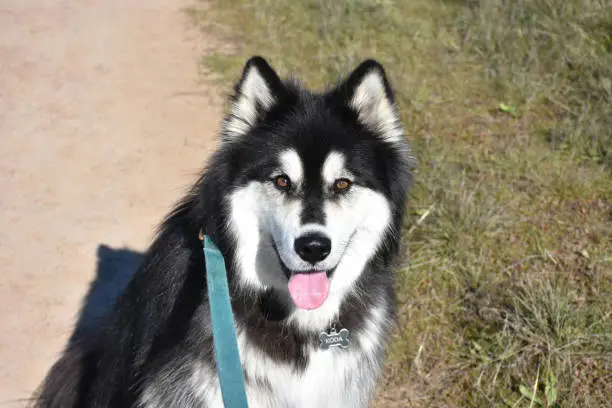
[259,289,293,322]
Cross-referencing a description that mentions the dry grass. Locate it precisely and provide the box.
[187,0,612,406]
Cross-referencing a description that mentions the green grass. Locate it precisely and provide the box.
[187,0,612,406]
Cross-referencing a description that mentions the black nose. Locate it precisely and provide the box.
[294,234,331,264]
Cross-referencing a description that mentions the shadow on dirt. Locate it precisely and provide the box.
[68,244,144,345]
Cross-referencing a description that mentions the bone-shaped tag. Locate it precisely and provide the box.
[319,328,350,350]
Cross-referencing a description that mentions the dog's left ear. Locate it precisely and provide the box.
[337,60,403,144]
[223,56,285,139]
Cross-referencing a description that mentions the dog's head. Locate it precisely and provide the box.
[214,57,412,328]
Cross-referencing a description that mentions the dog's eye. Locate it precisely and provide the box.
[274,175,291,191]
[333,178,352,193]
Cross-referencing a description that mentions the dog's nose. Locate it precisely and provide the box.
[294,234,331,264]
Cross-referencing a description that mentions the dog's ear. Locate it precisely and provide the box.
[337,59,403,144]
[223,56,285,139]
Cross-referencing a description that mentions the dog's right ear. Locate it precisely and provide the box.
[223,56,285,139]
[333,59,403,145]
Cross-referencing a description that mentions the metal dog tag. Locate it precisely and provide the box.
[319,327,350,350]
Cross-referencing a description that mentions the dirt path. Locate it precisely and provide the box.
[0,0,222,404]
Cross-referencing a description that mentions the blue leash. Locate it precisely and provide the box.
[202,232,249,408]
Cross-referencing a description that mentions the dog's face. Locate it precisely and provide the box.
[219,57,411,325]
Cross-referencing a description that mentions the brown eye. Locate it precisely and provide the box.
[334,178,352,192]
[274,175,291,190]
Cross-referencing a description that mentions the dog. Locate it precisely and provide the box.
[32,56,414,408]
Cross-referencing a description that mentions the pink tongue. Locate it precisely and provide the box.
[288,271,330,310]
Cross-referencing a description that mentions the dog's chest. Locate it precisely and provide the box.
[239,338,377,408]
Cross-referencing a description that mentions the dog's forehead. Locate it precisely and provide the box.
[258,93,376,184]
[276,148,349,184]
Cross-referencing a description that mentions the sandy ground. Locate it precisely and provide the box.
[0,0,222,404]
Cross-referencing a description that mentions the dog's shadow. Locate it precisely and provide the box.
[68,244,144,345]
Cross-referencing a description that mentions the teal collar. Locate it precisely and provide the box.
[201,231,249,407]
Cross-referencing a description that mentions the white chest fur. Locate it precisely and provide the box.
[141,303,389,408]
[169,333,379,408]
[141,332,382,408]
[234,332,379,408]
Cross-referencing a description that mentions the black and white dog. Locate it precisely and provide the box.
[33,56,413,408]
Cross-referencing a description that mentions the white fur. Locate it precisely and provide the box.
[278,149,304,185]
[224,65,276,138]
[321,151,351,184]
[350,71,403,144]
[228,183,266,291]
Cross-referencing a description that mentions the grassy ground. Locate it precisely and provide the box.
[188,0,612,406]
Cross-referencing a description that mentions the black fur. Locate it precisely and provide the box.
[31,56,413,408]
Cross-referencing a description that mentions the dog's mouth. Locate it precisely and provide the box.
[272,242,334,311]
